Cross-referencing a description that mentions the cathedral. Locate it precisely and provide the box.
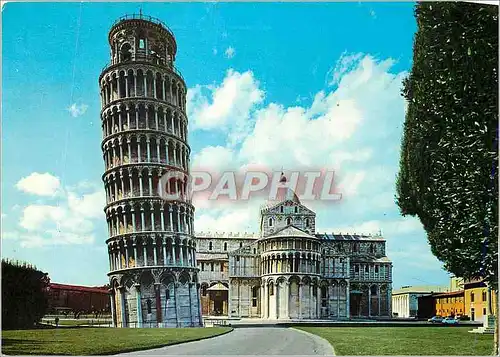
[196,176,393,320]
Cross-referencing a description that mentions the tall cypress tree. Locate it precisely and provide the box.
[397,2,498,352]
[398,1,498,289]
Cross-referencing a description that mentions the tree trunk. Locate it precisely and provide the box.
[495,290,498,356]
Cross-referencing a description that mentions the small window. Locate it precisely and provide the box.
[269,283,274,296]
[268,218,273,227]
[139,39,145,49]
[471,293,475,302]
[224,242,227,251]
[221,262,224,272]
[286,217,292,225]
[482,291,487,301]
[211,263,214,272]
[202,285,207,296]
[240,242,243,248]
[375,265,379,273]
[370,286,377,295]
[280,206,284,213]
[209,242,213,251]
[305,218,310,227]
[236,256,240,262]
[201,262,205,271]
[355,265,359,273]
[253,248,256,254]
[365,265,369,273]
[146,299,152,314]
[166,290,170,300]
[294,206,298,213]
[483,308,487,315]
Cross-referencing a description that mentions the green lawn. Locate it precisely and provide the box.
[296,326,495,356]
[1,327,232,355]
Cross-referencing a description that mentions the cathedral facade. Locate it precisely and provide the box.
[196,178,393,320]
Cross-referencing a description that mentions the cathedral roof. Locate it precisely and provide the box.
[317,233,385,241]
[264,225,318,240]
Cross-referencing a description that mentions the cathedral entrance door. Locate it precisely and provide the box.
[350,291,363,317]
[207,283,229,316]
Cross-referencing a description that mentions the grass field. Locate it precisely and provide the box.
[1,327,232,355]
[297,326,495,356]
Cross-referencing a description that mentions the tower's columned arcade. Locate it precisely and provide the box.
[100,14,201,328]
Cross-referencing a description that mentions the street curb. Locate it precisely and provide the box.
[112,327,234,355]
[290,327,336,356]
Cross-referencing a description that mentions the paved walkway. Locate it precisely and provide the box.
[120,327,335,355]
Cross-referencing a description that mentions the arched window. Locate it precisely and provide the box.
[209,242,213,251]
[286,217,292,225]
[146,299,152,314]
[211,262,214,271]
[294,206,298,213]
[165,289,170,300]
[268,218,273,227]
[269,283,274,296]
[253,248,256,254]
[240,242,243,248]
[305,218,310,227]
[365,265,369,273]
[280,206,284,213]
[224,242,227,251]
[370,285,378,296]
[202,285,207,296]
[120,43,132,62]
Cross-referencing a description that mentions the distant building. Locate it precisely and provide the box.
[463,278,497,322]
[434,290,465,317]
[392,285,448,318]
[46,283,110,315]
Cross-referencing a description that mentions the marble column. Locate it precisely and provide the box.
[135,284,143,328]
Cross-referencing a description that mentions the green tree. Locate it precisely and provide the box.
[397,1,498,352]
[2,260,50,329]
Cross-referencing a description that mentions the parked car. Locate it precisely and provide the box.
[442,317,459,325]
[428,316,443,323]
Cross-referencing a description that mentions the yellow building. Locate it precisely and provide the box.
[434,291,465,317]
[464,279,497,322]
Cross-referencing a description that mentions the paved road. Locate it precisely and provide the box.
[120,327,335,355]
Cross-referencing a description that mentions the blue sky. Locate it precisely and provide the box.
[2,2,452,289]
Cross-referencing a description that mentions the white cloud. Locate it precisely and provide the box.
[67,103,88,117]
[16,172,61,196]
[67,190,105,219]
[13,177,104,248]
[224,46,235,59]
[19,205,66,231]
[187,70,264,145]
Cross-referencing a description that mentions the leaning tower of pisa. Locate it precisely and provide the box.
[99,14,202,328]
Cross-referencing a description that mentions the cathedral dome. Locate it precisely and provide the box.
[263,173,300,209]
